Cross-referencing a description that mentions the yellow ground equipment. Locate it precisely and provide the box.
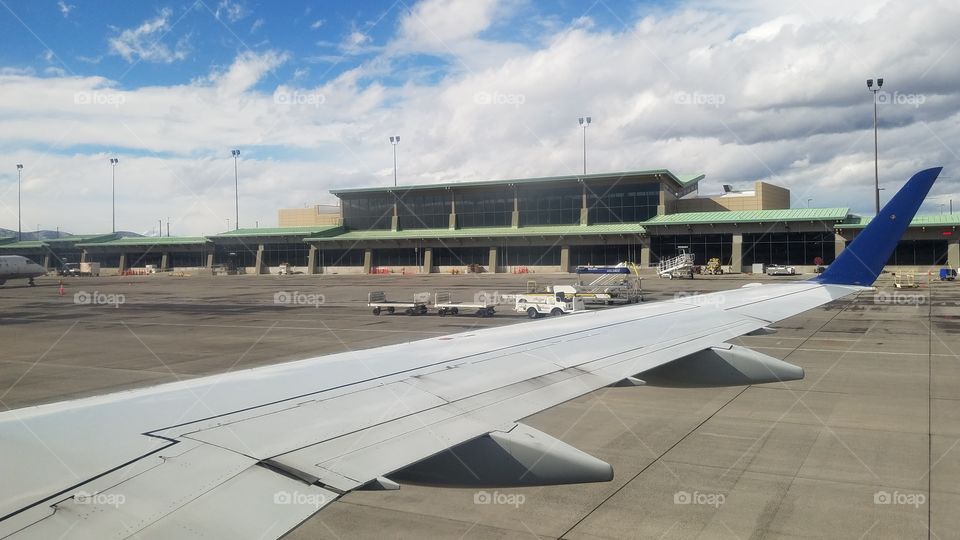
[703,258,724,275]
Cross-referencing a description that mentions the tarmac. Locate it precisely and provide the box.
[0,270,956,539]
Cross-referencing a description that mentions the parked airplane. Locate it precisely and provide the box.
[0,168,943,539]
[0,255,46,287]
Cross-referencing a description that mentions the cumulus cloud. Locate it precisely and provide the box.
[108,8,190,64]
[2,0,960,235]
[389,0,526,69]
[397,0,501,47]
[214,0,250,23]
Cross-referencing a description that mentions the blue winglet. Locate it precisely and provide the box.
[816,167,943,286]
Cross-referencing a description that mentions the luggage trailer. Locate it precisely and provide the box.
[367,291,497,317]
[367,291,429,316]
[433,291,497,317]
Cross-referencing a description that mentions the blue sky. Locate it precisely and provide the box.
[2,1,649,90]
[0,0,958,235]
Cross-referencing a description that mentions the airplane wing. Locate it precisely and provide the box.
[0,168,942,539]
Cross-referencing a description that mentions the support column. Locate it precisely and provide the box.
[731,234,743,273]
[560,245,571,273]
[580,184,589,225]
[363,248,373,274]
[421,247,433,274]
[391,203,399,231]
[307,245,318,275]
[255,244,265,275]
[206,252,214,268]
[80,250,88,263]
[949,237,959,269]
[449,193,457,230]
[160,252,169,271]
[118,253,127,274]
[511,189,520,228]
[488,246,498,273]
[640,236,651,268]
[42,254,50,270]
[835,233,847,258]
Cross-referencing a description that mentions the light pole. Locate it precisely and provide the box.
[16,164,22,241]
[578,117,591,175]
[110,158,119,233]
[389,136,400,186]
[867,78,883,214]
[231,149,240,230]
[807,198,813,208]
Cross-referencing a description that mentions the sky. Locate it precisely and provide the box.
[0,0,958,236]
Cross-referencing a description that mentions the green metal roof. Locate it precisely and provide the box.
[306,223,646,242]
[45,234,117,244]
[836,214,960,229]
[77,236,210,247]
[207,226,342,238]
[0,241,47,250]
[329,169,703,195]
[644,207,850,226]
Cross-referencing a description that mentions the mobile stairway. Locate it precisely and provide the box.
[657,252,695,279]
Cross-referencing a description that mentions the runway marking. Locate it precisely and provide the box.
[750,346,949,357]
[0,317,466,335]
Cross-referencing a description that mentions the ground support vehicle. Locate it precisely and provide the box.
[433,292,496,317]
[514,292,585,319]
[368,291,428,316]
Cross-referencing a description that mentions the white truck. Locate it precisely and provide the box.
[514,291,585,319]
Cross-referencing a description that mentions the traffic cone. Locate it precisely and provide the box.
[58,282,64,297]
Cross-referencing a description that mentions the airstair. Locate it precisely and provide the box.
[657,251,695,279]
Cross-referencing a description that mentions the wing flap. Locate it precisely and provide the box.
[134,466,337,540]
[5,442,337,540]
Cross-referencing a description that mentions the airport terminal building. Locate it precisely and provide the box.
[2,168,958,275]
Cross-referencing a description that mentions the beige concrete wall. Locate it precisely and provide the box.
[757,181,790,209]
[278,206,341,227]
[674,181,790,213]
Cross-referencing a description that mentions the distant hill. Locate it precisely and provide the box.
[0,229,143,241]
